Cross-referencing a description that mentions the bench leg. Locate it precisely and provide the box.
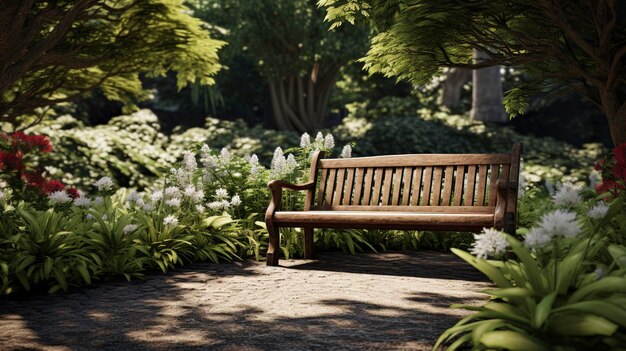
[266,221,280,266]
[304,227,315,259]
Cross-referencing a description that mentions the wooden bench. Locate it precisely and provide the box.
[264,143,522,266]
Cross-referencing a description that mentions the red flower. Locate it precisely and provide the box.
[594,159,605,171]
[0,151,25,171]
[613,143,626,164]
[66,188,80,199]
[42,179,65,194]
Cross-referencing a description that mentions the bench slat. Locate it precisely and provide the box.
[466,165,477,205]
[453,165,465,206]
[371,168,384,205]
[476,165,488,206]
[401,167,413,206]
[442,165,454,206]
[325,169,337,206]
[381,168,394,205]
[343,168,355,205]
[488,164,500,206]
[391,167,403,205]
[333,168,346,206]
[431,167,443,206]
[410,167,422,206]
[319,154,511,168]
[317,169,329,206]
[353,168,365,205]
[421,167,433,205]
[362,168,374,205]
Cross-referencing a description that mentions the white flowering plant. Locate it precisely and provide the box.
[436,189,626,350]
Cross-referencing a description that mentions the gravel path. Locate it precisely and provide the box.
[0,251,489,350]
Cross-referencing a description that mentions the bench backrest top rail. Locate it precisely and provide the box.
[318,153,511,168]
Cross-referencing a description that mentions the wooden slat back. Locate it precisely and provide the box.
[311,149,521,211]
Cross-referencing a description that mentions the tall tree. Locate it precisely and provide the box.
[470,50,508,123]
[191,0,368,132]
[321,0,626,145]
[0,0,224,128]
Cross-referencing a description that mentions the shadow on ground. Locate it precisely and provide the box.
[0,252,489,351]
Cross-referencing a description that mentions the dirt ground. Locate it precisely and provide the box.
[0,251,489,350]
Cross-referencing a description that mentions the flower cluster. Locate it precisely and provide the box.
[524,209,581,249]
[0,132,74,200]
[552,182,581,207]
[270,147,298,179]
[594,142,626,198]
[470,228,508,259]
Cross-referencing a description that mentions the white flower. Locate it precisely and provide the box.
[174,168,192,185]
[164,186,181,199]
[102,214,108,221]
[200,144,211,158]
[589,171,600,189]
[195,204,205,214]
[163,215,179,226]
[215,188,228,199]
[544,179,555,194]
[538,209,580,238]
[524,227,552,249]
[314,132,324,149]
[94,196,104,205]
[94,177,114,191]
[123,224,138,235]
[142,203,154,212]
[219,148,231,164]
[208,201,224,210]
[470,228,508,259]
[73,196,91,207]
[518,172,526,197]
[249,154,259,166]
[182,150,197,172]
[300,133,311,148]
[271,147,284,170]
[126,190,141,203]
[594,267,606,280]
[231,194,241,206]
[340,144,352,158]
[150,190,163,202]
[85,213,95,220]
[184,185,197,198]
[587,202,609,219]
[553,183,581,207]
[285,154,298,172]
[165,198,181,208]
[48,190,72,205]
[324,134,335,149]
[191,190,205,203]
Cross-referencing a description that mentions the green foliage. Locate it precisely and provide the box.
[333,108,606,186]
[436,188,626,350]
[1,0,224,126]
[31,110,175,189]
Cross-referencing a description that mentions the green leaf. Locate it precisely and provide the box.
[479,330,551,351]
[533,292,557,329]
[549,313,618,336]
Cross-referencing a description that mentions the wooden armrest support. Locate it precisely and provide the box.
[494,179,510,229]
[267,180,315,191]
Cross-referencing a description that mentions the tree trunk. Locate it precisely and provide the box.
[268,62,340,133]
[441,68,471,111]
[470,49,508,123]
[605,106,626,145]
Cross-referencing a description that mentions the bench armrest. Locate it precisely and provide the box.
[265,180,316,222]
[494,179,517,230]
[267,180,316,191]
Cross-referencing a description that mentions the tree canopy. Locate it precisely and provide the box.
[0,0,224,127]
[320,0,626,145]
[192,0,368,132]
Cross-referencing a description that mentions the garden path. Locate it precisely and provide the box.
[0,251,489,350]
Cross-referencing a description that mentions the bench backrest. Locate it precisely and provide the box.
[304,143,522,215]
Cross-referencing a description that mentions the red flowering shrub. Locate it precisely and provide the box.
[595,142,626,198]
[0,132,67,201]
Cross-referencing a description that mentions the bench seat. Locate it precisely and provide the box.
[264,143,522,266]
[273,211,495,230]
